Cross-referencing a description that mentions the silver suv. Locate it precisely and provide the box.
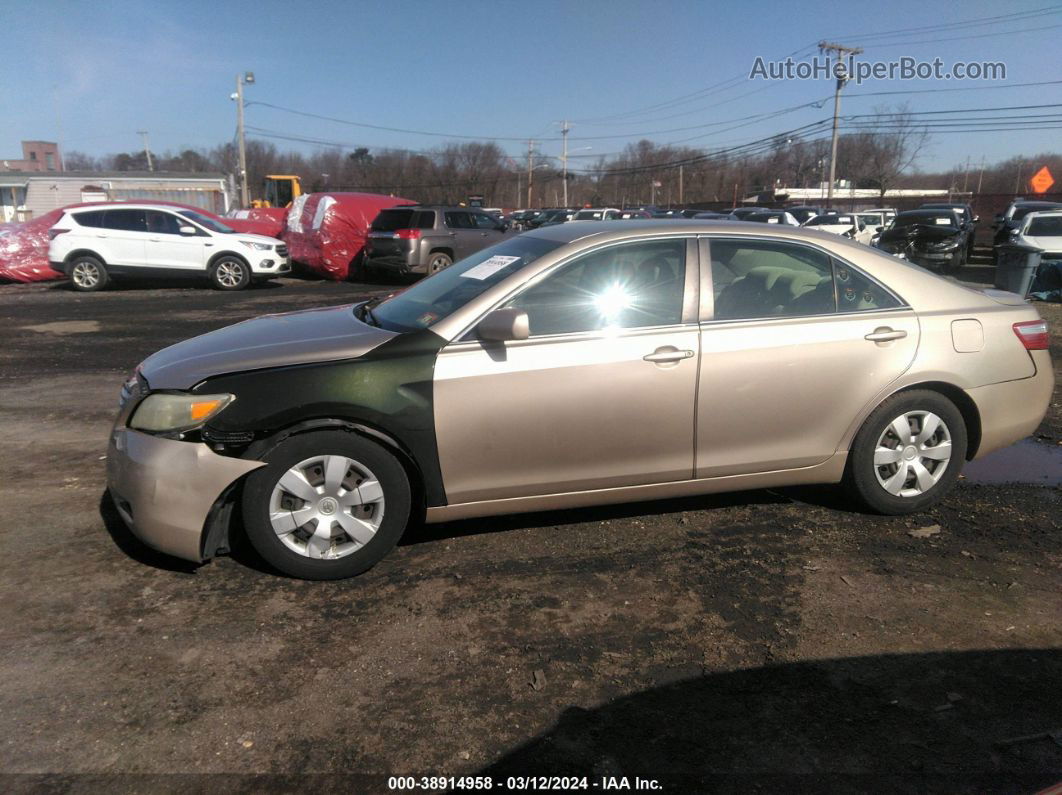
[363,206,507,278]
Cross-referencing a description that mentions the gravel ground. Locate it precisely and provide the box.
[0,267,1059,792]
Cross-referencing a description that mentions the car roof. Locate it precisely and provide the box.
[520,218,874,246]
[65,202,200,213]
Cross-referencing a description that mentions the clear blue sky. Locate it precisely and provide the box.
[2,0,1059,173]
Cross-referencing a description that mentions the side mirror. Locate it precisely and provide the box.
[1009,227,1020,236]
[178,225,197,236]
[875,226,884,233]
[477,308,529,342]
[972,215,979,223]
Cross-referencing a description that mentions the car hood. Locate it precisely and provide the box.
[231,232,284,246]
[1019,234,1062,253]
[879,224,961,243]
[140,303,397,390]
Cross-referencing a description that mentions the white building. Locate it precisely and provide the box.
[0,171,233,223]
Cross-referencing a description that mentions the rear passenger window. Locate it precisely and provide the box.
[444,211,473,229]
[73,211,105,228]
[103,210,147,232]
[473,213,497,229]
[415,211,436,229]
[709,239,899,321]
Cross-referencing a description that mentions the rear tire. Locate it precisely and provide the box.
[210,256,251,290]
[241,431,411,580]
[427,252,452,274]
[845,389,967,515]
[68,255,109,292]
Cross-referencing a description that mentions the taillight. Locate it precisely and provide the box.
[1012,320,1049,351]
[394,228,421,240]
[48,228,70,240]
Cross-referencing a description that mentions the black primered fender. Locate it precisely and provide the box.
[193,329,449,506]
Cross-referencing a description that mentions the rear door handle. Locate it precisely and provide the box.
[643,348,695,363]
[864,327,907,342]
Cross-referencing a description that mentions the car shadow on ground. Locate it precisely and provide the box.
[98,482,855,578]
[397,485,854,547]
[481,648,1062,792]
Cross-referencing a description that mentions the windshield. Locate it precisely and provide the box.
[368,237,565,332]
[1026,215,1062,236]
[1012,204,1061,222]
[178,209,233,233]
[892,212,956,229]
[574,210,605,220]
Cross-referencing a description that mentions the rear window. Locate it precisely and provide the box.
[73,210,105,228]
[372,209,416,231]
[575,210,604,220]
[104,209,146,232]
[1027,216,1062,236]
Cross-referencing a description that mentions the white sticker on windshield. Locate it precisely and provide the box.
[460,255,522,280]
[934,218,952,225]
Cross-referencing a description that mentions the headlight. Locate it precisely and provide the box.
[240,240,272,251]
[926,238,960,251]
[129,393,234,433]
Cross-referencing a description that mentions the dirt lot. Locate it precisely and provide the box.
[0,269,1060,792]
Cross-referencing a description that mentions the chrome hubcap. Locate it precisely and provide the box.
[430,257,448,272]
[874,410,952,497]
[217,261,244,287]
[268,454,385,559]
[72,262,99,287]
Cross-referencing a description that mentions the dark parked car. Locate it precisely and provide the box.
[363,206,507,278]
[875,209,971,272]
[786,206,827,225]
[920,203,978,257]
[693,211,729,220]
[729,207,770,221]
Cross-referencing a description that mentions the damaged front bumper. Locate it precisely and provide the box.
[106,428,264,562]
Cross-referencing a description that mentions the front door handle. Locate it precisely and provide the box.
[864,327,907,342]
[643,347,695,363]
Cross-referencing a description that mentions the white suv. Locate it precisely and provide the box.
[48,203,290,291]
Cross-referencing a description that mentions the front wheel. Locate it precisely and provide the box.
[210,256,251,290]
[241,431,411,579]
[845,390,967,515]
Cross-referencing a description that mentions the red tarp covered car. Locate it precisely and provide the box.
[0,201,280,284]
[282,192,416,280]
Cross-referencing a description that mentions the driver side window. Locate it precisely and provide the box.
[504,239,687,336]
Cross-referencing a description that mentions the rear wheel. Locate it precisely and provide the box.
[69,255,109,292]
[241,431,411,580]
[845,389,967,514]
[210,256,251,290]
[427,252,452,274]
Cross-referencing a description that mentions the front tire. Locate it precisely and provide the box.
[241,431,411,580]
[210,256,251,290]
[68,255,109,292]
[845,389,967,515]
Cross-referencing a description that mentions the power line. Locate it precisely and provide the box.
[844,79,1062,99]
[831,5,1062,43]
[860,21,1062,49]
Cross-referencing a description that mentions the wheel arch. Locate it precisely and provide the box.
[64,249,107,266]
[207,249,251,270]
[243,416,428,514]
[876,381,982,460]
[426,246,454,260]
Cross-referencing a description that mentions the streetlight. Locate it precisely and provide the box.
[231,71,255,207]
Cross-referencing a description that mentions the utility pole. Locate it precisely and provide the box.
[560,120,570,207]
[234,71,255,207]
[819,40,862,209]
[137,130,154,172]
[679,165,684,205]
[526,139,534,209]
[976,155,986,195]
[962,156,971,193]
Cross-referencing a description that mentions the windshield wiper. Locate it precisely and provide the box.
[357,299,382,327]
